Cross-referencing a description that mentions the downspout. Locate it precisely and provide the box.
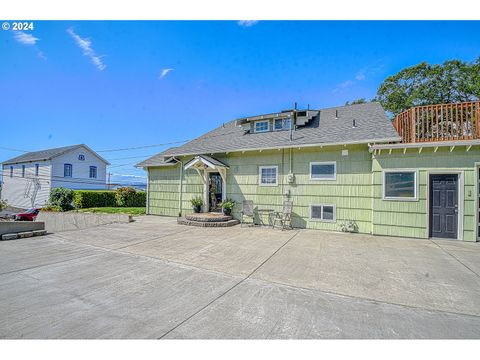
[145,167,150,215]
[173,157,184,217]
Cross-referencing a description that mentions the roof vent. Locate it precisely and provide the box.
[335,110,338,119]
[352,119,356,128]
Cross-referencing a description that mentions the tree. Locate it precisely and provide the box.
[345,98,367,106]
[375,58,480,116]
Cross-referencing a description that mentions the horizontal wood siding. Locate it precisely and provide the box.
[225,145,373,233]
[372,147,480,241]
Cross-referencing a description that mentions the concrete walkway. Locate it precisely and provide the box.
[0,216,479,339]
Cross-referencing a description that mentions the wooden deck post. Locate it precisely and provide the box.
[410,108,416,143]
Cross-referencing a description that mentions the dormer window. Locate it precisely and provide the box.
[274,118,292,131]
[254,120,270,133]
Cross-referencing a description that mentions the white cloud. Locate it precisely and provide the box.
[159,68,173,79]
[237,20,259,27]
[14,31,39,45]
[13,31,46,60]
[355,71,366,81]
[67,27,106,71]
[334,68,368,93]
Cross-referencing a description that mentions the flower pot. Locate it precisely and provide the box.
[193,205,201,213]
[222,208,232,216]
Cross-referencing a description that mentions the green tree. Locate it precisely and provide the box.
[345,98,367,106]
[375,58,480,116]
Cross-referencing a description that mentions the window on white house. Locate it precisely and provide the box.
[259,166,278,186]
[22,165,25,178]
[310,162,336,180]
[384,171,416,199]
[35,164,39,176]
[78,154,85,161]
[254,120,270,133]
[310,204,336,222]
[64,164,72,178]
[10,166,13,178]
[274,118,292,131]
[89,166,97,179]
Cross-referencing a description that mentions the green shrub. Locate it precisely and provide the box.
[41,205,62,212]
[115,187,146,207]
[73,190,116,208]
[49,188,74,211]
[0,199,8,212]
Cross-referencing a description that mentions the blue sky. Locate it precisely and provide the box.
[1,21,479,183]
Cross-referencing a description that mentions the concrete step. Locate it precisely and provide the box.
[177,217,240,227]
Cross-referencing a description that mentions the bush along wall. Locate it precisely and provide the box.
[73,188,146,208]
[73,190,117,208]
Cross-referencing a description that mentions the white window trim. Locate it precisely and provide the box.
[310,204,337,223]
[254,120,270,133]
[310,161,337,181]
[259,165,278,187]
[382,169,419,201]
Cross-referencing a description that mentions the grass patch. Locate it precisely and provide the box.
[76,207,146,215]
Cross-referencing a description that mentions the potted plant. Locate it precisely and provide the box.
[219,198,235,216]
[190,196,203,213]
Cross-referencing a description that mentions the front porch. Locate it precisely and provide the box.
[184,155,229,213]
[177,212,240,227]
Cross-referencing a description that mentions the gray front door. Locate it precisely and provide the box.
[429,174,458,239]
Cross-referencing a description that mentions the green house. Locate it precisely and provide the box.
[137,101,480,242]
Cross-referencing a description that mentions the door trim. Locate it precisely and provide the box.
[426,170,464,240]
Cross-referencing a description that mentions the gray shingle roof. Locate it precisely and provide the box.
[136,147,179,168]
[138,102,401,167]
[2,144,110,165]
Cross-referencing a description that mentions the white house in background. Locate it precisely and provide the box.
[1,144,110,208]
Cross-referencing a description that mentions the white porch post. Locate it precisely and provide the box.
[195,168,209,213]
[218,168,227,201]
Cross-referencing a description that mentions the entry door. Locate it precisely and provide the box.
[209,173,223,212]
[429,174,458,239]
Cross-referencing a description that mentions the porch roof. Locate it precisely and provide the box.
[184,155,229,170]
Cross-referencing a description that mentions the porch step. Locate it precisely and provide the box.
[185,213,233,222]
[177,217,240,227]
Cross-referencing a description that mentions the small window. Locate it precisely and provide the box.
[310,161,336,180]
[259,166,278,186]
[310,204,336,222]
[35,164,39,176]
[78,154,85,161]
[89,166,97,179]
[22,165,25,178]
[64,164,72,178]
[10,166,13,178]
[274,118,292,131]
[384,171,417,200]
[254,120,270,133]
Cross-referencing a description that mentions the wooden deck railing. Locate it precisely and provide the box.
[392,101,480,143]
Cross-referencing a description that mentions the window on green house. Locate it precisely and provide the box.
[274,118,291,131]
[259,166,278,186]
[384,171,417,200]
[254,120,270,133]
[310,162,336,180]
[310,204,336,222]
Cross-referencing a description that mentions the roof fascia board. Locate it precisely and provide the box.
[369,140,480,151]
[161,137,402,158]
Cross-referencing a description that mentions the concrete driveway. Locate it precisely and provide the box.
[1,216,479,339]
